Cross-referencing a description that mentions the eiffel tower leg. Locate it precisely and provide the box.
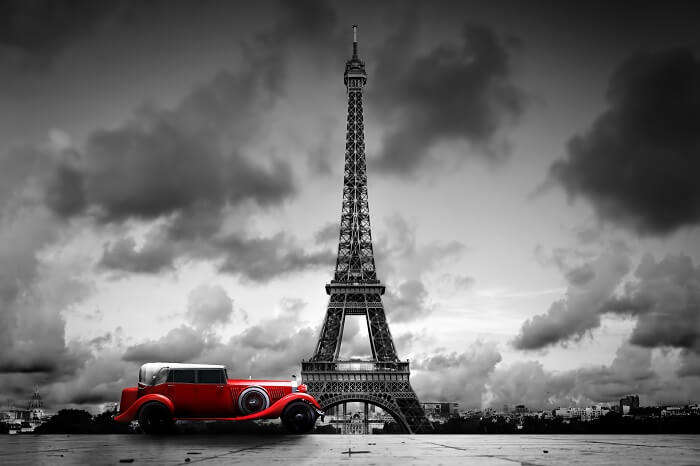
[364,402,369,434]
[393,393,434,434]
[312,304,345,360]
[342,402,347,435]
[364,313,378,360]
[334,310,347,360]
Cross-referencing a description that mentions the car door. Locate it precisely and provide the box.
[195,369,233,417]
[169,369,197,417]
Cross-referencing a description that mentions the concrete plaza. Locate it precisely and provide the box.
[1,434,698,465]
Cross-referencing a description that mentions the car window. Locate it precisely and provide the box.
[152,367,169,385]
[172,369,196,383]
[139,366,168,386]
[197,369,222,384]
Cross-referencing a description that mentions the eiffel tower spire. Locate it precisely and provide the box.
[302,26,432,434]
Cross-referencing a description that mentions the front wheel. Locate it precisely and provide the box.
[281,401,317,434]
[138,402,174,434]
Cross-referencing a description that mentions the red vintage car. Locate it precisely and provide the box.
[114,363,323,434]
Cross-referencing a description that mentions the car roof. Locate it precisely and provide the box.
[140,362,226,371]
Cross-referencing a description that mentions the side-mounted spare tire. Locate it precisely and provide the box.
[238,387,270,415]
[138,402,174,434]
[281,400,317,434]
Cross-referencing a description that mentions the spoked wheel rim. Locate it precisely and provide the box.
[238,387,270,415]
[243,392,265,413]
[282,402,316,434]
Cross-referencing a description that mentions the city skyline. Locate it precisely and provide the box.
[1,0,699,412]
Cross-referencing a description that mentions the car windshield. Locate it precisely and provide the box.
[139,365,169,386]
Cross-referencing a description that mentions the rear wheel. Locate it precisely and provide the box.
[138,402,173,434]
[281,401,317,434]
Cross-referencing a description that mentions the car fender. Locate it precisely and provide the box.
[234,392,322,421]
[182,393,322,422]
[114,394,174,423]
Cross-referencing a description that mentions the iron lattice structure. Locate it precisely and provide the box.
[27,386,43,410]
[301,26,432,434]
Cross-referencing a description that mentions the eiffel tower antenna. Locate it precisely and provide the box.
[301,25,432,434]
[352,24,358,58]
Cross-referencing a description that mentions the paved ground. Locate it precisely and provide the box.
[1,434,699,465]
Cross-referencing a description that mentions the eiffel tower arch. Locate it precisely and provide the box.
[301,25,432,434]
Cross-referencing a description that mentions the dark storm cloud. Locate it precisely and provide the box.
[411,342,502,407]
[371,215,465,323]
[550,47,700,235]
[122,326,206,363]
[89,333,112,350]
[0,205,93,376]
[679,350,700,377]
[40,51,348,282]
[488,360,575,408]
[0,134,95,388]
[185,285,234,331]
[44,161,85,218]
[566,342,659,402]
[489,343,661,408]
[516,249,700,367]
[55,350,135,405]
[383,279,432,323]
[34,285,233,406]
[119,283,316,379]
[0,0,119,66]
[0,143,54,207]
[604,254,700,353]
[202,315,317,379]
[409,339,690,408]
[313,222,339,245]
[564,263,596,287]
[98,227,334,283]
[216,232,334,282]
[49,69,294,225]
[0,328,133,407]
[370,21,525,176]
[99,234,176,274]
[35,7,362,281]
[375,214,466,280]
[514,246,631,350]
[260,0,340,56]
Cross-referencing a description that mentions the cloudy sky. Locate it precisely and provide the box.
[1,0,699,411]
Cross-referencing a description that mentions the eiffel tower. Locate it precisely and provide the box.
[27,385,43,410]
[301,25,432,434]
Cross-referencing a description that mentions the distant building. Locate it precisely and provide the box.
[620,395,639,414]
[514,404,528,414]
[661,406,683,417]
[421,402,460,420]
[554,407,578,419]
[553,405,609,421]
[582,405,610,421]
